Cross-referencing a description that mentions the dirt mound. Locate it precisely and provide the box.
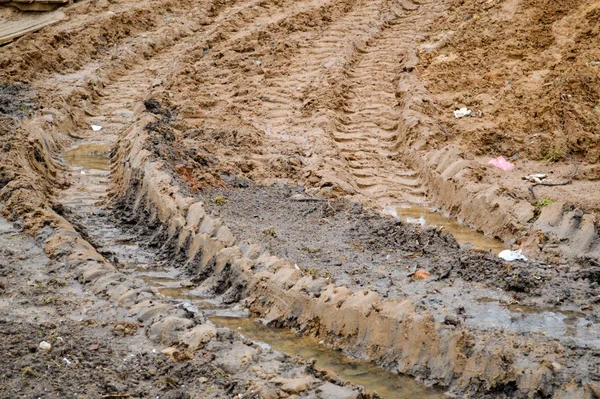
[419,0,600,163]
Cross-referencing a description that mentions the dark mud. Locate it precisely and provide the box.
[0,82,36,121]
[202,184,600,346]
[0,82,39,192]
[0,209,372,399]
[204,184,600,304]
[39,144,376,399]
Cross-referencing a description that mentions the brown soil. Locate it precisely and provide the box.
[419,0,600,164]
[0,185,370,399]
[1,0,600,397]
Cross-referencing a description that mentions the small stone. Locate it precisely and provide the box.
[88,344,100,351]
[39,341,52,351]
[271,376,316,394]
[444,315,461,326]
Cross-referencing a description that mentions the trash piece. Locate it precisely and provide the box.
[498,249,527,261]
[91,125,103,131]
[453,107,472,119]
[63,357,72,365]
[488,156,515,171]
[410,269,431,279]
[88,344,99,351]
[523,174,547,183]
[38,341,52,351]
[80,171,86,175]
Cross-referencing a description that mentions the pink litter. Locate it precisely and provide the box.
[488,156,515,171]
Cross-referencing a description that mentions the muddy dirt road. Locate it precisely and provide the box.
[1,0,600,397]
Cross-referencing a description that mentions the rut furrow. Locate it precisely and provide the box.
[243,0,387,135]
[325,0,431,205]
[168,0,364,130]
[85,0,284,139]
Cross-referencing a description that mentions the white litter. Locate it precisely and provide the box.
[523,174,547,183]
[63,357,72,365]
[453,107,472,119]
[498,249,527,262]
[91,125,103,131]
[80,171,86,175]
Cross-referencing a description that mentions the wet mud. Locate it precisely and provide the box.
[211,316,446,399]
[43,142,401,398]
[203,184,600,309]
[106,118,600,397]
[1,0,600,397]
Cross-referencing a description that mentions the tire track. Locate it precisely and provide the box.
[243,0,387,137]
[86,0,286,139]
[328,0,429,204]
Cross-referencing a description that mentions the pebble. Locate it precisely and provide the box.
[39,341,52,351]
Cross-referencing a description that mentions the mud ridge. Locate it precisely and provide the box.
[109,112,600,398]
[0,125,371,399]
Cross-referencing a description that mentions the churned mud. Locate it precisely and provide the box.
[0,216,365,399]
[1,0,600,397]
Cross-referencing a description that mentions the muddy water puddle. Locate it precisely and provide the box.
[386,205,507,253]
[211,316,445,399]
[471,298,600,348]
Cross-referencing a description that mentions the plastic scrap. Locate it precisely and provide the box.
[488,156,515,171]
[523,174,547,183]
[453,107,472,118]
[498,249,527,261]
[91,125,102,131]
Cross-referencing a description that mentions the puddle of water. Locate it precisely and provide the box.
[63,143,111,171]
[211,316,446,399]
[385,205,507,254]
[136,274,180,285]
[471,298,600,348]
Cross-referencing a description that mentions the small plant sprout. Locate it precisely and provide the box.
[212,196,227,206]
[543,146,564,163]
[536,197,554,208]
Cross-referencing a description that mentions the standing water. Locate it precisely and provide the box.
[59,143,458,398]
[211,316,445,398]
[386,205,507,254]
